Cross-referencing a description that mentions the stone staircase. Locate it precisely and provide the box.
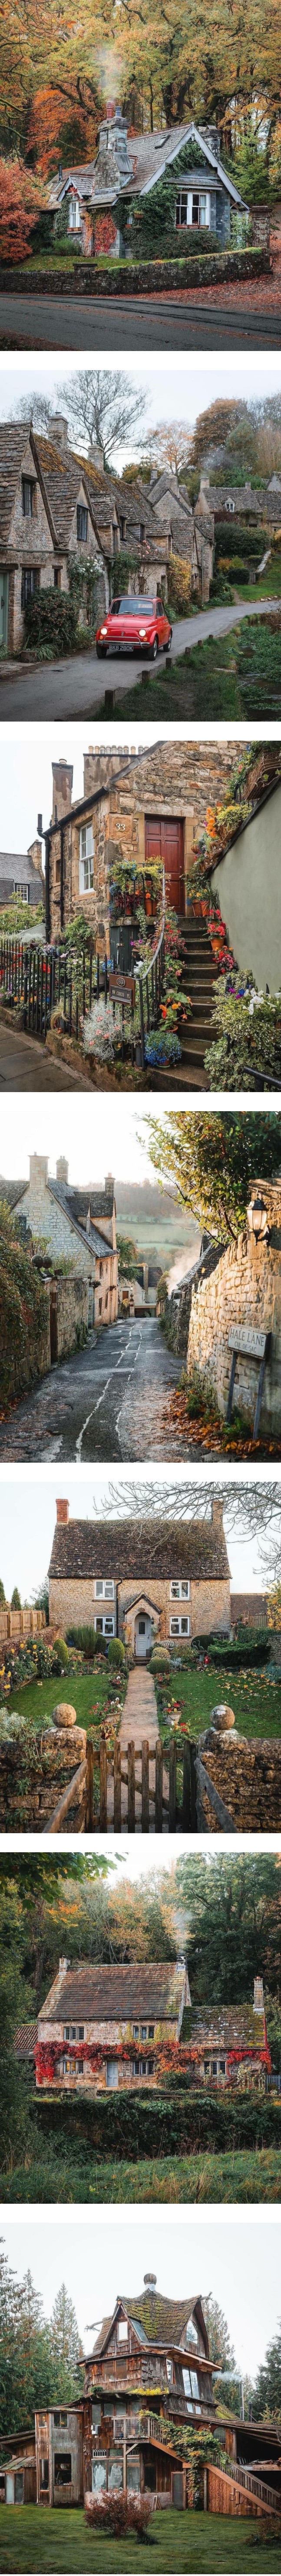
[153,911,220,1091]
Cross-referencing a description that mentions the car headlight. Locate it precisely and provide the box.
[139,627,147,637]
[100,626,108,635]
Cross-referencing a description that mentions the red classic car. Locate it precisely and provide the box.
[96,594,173,660]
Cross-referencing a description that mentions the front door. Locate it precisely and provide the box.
[145,814,185,914]
[0,570,8,648]
[135,1614,151,1660]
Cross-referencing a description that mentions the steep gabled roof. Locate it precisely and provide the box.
[91,2289,208,2357]
[32,433,105,556]
[39,1959,185,2026]
[183,2002,267,2051]
[48,1510,230,1585]
[48,121,246,210]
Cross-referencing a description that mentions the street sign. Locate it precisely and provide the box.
[228,1325,268,1360]
[109,972,136,1004]
[226,1323,271,1442]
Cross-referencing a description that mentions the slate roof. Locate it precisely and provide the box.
[48,121,246,211]
[91,2291,208,2357]
[182,2003,266,2050]
[48,1181,111,1260]
[48,1510,230,1585]
[0,426,40,547]
[14,2024,37,2059]
[32,433,105,557]
[231,1592,268,1625]
[39,1961,185,2026]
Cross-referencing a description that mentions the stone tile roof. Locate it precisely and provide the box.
[230,1592,268,1626]
[14,2024,37,2058]
[48,1181,111,1259]
[183,2003,266,2050]
[92,2291,207,2356]
[48,1510,230,1585]
[40,1960,184,2025]
[0,1178,28,1209]
[33,434,105,555]
[0,426,37,546]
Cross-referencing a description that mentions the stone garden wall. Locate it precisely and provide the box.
[0,1722,86,1832]
[198,1737,281,1831]
[187,1181,281,1437]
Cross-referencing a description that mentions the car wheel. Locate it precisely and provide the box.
[166,629,172,652]
[96,643,107,658]
[150,636,159,660]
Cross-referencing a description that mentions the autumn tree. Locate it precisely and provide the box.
[0,157,45,262]
[149,420,193,476]
[145,1111,281,1241]
[188,401,247,471]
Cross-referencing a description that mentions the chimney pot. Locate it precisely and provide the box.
[56,1499,69,1523]
[56,1156,69,1185]
[253,1976,264,2012]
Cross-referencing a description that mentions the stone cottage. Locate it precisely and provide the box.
[48,1494,231,1649]
[0,420,109,655]
[4,1158,118,1328]
[47,111,248,257]
[40,739,235,946]
[34,1959,269,2096]
[0,835,44,910]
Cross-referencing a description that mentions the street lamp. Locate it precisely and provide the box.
[247,1192,269,1244]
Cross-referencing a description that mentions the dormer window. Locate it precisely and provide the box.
[79,823,94,892]
[22,478,36,517]
[77,504,88,541]
[118,2320,128,2342]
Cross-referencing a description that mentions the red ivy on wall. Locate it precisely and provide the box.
[94,212,118,254]
[34,2034,271,2086]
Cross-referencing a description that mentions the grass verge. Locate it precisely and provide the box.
[99,617,281,720]
[1,2147,281,2203]
[0,2506,281,2573]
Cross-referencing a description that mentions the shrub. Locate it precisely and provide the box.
[107,1637,126,1667]
[52,1636,69,1670]
[66,1624,99,1658]
[0,1200,49,1410]
[11,1587,21,1610]
[0,157,45,263]
[84,2492,152,2541]
[181,1365,218,1424]
[151,1645,170,1672]
[167,553,192,615]
[23,587,79,659]
[170,1641,193,1666]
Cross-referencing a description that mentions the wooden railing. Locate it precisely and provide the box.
[205,2462,279,2520]
[112,2416,161,2445]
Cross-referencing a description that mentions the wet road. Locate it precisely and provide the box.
[0,596,278,721]
[0,1318,183,1463]
[1,294,281,351]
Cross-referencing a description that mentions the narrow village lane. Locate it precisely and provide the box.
[0,595,279,719]
[0,1318,186,1463]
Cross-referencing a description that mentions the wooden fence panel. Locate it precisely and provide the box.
[142,1741,149,1831]
[114,1739,121,1830]
[155,1740,163,1832]
[127,1742,136,1832]
[99,1737,107,1831]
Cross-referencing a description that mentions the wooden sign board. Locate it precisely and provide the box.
[228,1325,269,1361]
[109,971,136,1004]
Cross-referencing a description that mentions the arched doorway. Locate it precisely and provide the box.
[135,1613,152,1660]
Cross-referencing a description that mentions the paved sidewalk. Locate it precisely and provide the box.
[0,1017,83,1089]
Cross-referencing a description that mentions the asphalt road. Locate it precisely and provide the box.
[0,293,281,350]
[0,1318,183,1463]
[0,595,278,721]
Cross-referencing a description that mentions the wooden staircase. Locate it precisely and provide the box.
[153,912,220,1091]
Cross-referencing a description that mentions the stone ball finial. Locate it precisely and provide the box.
[52,1702,77,1729]
[210,1701,235,1732]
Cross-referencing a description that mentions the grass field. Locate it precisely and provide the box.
[7,1662,280,1742]
[7,1667,126,1735]
[1,2507,281,2575]
[106,617,281,720]
[1,2146,281,2203]
[158,1661,281,1742]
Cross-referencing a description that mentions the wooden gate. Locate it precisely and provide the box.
[145,814,185,914]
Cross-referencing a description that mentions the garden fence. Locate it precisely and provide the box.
[42,1732,237,1835]
[0,889,165,1070]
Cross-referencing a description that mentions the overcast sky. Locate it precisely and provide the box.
[1,349,281,454]
[0,1099,156,1182]
[2,2211,280,2376]
[0,1469,276,1598]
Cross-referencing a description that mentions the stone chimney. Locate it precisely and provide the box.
[52,759,73,823]
[105,1172,114,1195]
[83,746,127,796]
[212,1498,224,1528]
[253,1977,264,2012]
[27,837,44,876]
[51,414,69,453]
[56,1499,69,1523]
[59,1956,69,1972]
[56,1157,69,1185]
[29,1154,48,1188]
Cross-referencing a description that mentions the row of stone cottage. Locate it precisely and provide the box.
[0,417,214,659]
[17,1956,270,2096]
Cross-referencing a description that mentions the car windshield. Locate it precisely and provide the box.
[110,598,155,616]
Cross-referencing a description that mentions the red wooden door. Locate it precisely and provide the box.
[145,814,185,913]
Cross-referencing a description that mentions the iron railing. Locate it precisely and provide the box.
[0,884,165,1068]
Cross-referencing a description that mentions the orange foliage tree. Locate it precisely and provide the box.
[0,157,45,261]
[26,83,102,177]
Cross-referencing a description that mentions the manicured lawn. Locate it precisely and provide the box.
[106,619,281,719]
[7,1668,126,1735]
[158,1661,281,1742]
[1,2146,281,2202]
[1,2507,280,2574]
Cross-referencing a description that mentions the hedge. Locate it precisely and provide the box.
[0,1204,49,1408]
[24,587,79,657]
[33,2086,281,2157]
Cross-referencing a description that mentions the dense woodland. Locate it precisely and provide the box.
[1,0,281,189]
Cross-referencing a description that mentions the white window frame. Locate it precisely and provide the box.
[94,1613,115,1636]
[69,194,81,230]
[79,821,94,893]
[170,1615,191,1637]
[170,1579,190,1599]
[175,187,210,230]
[13,881,29,901]
[95,1580,114,1599]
